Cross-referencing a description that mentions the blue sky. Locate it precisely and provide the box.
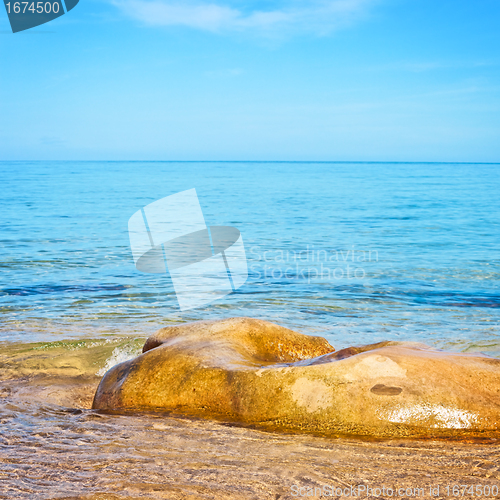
[1,0,499,161]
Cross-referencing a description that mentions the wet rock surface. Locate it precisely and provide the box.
[93,317,500,439]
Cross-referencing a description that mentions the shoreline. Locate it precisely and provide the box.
[1,325,500,498]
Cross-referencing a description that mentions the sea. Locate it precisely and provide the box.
[1,161,499,498]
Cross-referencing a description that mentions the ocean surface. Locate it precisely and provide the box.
[1,161,499,352]
[1,161,500,498]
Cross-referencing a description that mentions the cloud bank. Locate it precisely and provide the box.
[112,0,376,37]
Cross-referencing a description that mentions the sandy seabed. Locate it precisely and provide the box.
[1,377,499,500]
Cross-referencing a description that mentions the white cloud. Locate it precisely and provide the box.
[112,0,377,37]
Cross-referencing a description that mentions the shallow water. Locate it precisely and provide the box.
[1,366,500,499]
[1,162,500,498]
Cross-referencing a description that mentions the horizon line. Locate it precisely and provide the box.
[1,160,499,165]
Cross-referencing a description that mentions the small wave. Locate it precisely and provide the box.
[0,336,145,381]
[96,344,142,377]
[343,286,500,309]
[0,283,129,296]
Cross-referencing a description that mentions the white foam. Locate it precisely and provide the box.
[97,345,141,376]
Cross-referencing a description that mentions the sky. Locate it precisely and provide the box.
[1,0,499,162]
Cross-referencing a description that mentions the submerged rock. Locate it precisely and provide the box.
[93,317,500,439]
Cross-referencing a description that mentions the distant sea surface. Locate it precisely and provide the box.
[1,161,499,354]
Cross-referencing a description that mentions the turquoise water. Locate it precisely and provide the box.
[1,161,499,355]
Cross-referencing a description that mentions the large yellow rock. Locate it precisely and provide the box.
[93,317,500,439]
